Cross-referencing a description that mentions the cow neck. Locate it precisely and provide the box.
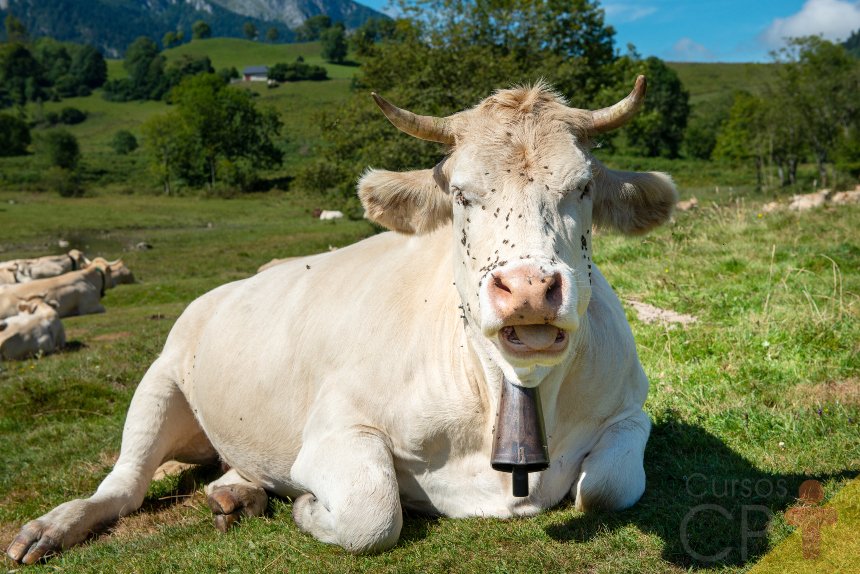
[463,312,591,441]
[92,267,106,297]
[67,254,77,271]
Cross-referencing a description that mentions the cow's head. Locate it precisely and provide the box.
[359,78,676,386]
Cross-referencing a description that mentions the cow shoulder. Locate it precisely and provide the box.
[591,157,677,236]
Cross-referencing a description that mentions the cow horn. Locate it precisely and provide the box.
[82,255,92,266]
[15,290,48,302]
[107,257,122,266]
[371,93,455,144]
[587,75,647,136]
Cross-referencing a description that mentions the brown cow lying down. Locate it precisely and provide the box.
[0,296,65,361]
[0,258,112,320]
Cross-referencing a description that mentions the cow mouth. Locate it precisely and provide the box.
[499,325,568,355]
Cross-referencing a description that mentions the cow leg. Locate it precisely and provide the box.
[204,469,268,533]
[290,428,402,554]
[572,410,650,512]
[6,359,215,564]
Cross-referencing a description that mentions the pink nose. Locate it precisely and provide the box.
[487,268,564,325]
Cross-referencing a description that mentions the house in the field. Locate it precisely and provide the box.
[243,65,269,81]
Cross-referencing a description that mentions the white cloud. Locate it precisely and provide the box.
[759,0,860,47]
[603,4,657,24]
[671,38,716,61]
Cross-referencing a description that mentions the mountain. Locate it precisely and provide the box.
[208,0,383,29]
[0,0,385,57]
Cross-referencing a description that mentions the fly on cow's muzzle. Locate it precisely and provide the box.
[490,377,550,497]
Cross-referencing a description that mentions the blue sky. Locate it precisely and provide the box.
[356,0,860,63]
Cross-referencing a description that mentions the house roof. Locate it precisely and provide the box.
[243,65,269,75]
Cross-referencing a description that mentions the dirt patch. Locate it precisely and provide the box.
[792,378,860,407]
[105,489,208,542]
[90,331,132,341]
[627,300,698,328]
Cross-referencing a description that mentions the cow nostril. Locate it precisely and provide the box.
[546,273,563,306]
[492,275,512,294]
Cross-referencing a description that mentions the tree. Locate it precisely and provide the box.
[243,22,257,40]
[295,0,618,196]
[0,112,31,156]
[40,129,80,170]
[771,37,859,188]
[141,111,193,194]
[0,42,42,106]
[68,44,107,88]
[142,74,284,190]
[320,26,347,63]
[162,31,177,49]
[268,61,328,82]
[4,14,29,44]
[111,130,138,155]
[683,93,733,160]
[713,92,768,188]
[266,27,280,42]
[54,74,81,97]
[294,15,332,41]
[192,21,211,40]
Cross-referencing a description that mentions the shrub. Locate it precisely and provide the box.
[40,129,80,169]
[54,74,81,98]
[111,130,138,155]
[44,112,59,125]
[43,166,79,196]
[76,84,92,97]
[267,61,328,82]
[0,112,31,156]
[59,107,86,125]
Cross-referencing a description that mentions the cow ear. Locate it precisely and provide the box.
[358,162,452,235]
[592,159,677,236]
[47,300,60,310]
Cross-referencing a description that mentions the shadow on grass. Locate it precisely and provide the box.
[57,340,88,354]
[544,415,858,569]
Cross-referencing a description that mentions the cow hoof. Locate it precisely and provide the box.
[6,520,62,565]
[292,492,320,534]
[206,484,267,533]
[213,511,241,533]
[208,488,242,515]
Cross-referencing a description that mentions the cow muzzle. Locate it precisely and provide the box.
[482,264,576,355]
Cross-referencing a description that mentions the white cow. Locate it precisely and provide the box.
[7,77,677,563]
[0,296,65,361]
[0,250,88,283]
[0,259,112,320]
[319,210,344,220]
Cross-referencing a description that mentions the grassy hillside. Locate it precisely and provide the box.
[51,39,357,149]
[666,62,777,105]
[161,38,362,79]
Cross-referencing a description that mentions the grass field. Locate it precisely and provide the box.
[0,186,857,572]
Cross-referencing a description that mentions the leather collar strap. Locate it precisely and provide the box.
[94,267,106,298]
[68,254,77,271]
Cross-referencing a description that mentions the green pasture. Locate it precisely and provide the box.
[667,62,777,105]
[0,186,857,573]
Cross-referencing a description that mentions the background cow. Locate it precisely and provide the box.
[0,258,112,320]
[0,295,65,361]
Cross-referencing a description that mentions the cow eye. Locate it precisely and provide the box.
[579,182,593,200]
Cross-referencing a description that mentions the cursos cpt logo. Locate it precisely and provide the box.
[681,474,789,562]
[784,480,838,560]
